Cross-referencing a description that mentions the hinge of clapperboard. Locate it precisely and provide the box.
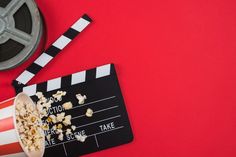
[12,14,92,93]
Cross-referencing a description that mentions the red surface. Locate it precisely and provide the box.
[1,0,236,157]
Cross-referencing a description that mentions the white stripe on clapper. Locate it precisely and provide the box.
[52,35,71,50]
[71,71,86,85]
[47,78,62,91]
[34,53,53,67]
[96,64,111,78]
[16,71,35,85]
[23,84,37,96]
[71,18,90,32]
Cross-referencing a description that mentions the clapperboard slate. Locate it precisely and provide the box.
[17,64,133,157]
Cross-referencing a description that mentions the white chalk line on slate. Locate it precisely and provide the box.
[46,126,125,148]
[94,135,100,148]
[72,96,116,109]
[76,115,121,129]
[62,143,68,156]
[71,105,119,120]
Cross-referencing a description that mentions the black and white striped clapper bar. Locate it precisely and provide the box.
[12,14,92,89]
[12,14,133,157]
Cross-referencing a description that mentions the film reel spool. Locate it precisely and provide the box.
[0,0,43,70]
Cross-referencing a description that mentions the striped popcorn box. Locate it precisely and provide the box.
[0,93,45,157]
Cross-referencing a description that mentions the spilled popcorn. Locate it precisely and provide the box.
[75,135,87,142]
[36,92,53,119]
[76,94,87,104]
[63,115,72,126]
[52,91,66,101]
[56,112,65,122]
[86,108,94,117]
[35,91,88,143]
[63,102,73,110]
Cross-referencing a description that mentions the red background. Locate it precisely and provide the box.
[1,0,236,157]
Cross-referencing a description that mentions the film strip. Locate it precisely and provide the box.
[19,64,133,157]
[12,14,92,89]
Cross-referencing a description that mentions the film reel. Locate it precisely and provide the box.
[0,0,43,70]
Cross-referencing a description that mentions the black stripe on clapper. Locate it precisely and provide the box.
[36,82,48,93]
[45,46,61,57]
[110,64,115,76]
[61,75,72,89]
[82,14,92,22]
[27,63,42,74]
[64,28,79,39]
[86,68,96,81]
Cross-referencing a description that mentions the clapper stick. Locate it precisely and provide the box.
[12,14,92,92]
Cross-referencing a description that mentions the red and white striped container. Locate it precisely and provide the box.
[0,93,45,157]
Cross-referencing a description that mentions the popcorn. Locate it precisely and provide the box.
[76,94,87,104]
[46,117,52,123]
[53,91,66,101]
[36,92,44,99]
[56,112,65,122]
[63,115,72,126]
[86,108,93,117]
[57,124,63,129]
[18,125,25,133]
[62,102,73,110]
[29,128,37,136]
[71,125,76,131]
[49,115,57,123]
[15,98,44,154]
[52,125,57,131]
[33,90,90,144]
[58,133,64,141]
[66,129,72,135]
[75,135,87,142]
[56,129,63,135]
[40,109,48,118]
[46,135,51,141]
[26,115,38,126]
[42,124,49,131]
[43,101,52,110]
[37,97,47,106]
[29,146,36,152]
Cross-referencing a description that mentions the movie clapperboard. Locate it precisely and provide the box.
[12,14,133,157]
